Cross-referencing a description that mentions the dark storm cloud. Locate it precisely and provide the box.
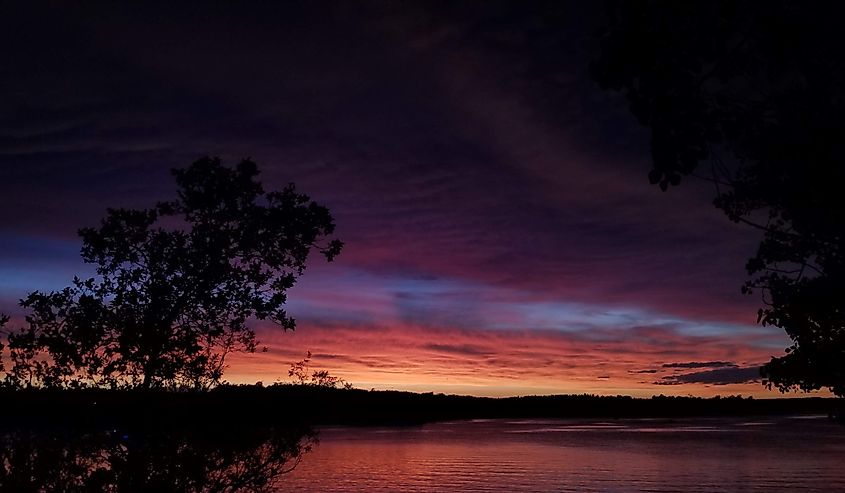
[662,361,739,369]
[659,367,762,386]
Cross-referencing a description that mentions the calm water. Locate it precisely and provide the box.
[283,416,845,492]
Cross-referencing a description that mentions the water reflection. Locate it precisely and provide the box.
[285,417,845,492]
[0,424,315,492]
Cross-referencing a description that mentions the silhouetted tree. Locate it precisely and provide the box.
[592,1,845,395]
[3,157,342,389]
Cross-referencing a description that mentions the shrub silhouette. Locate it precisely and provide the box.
[287,351,352,389]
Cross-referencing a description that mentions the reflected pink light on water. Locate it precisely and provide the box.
[281,419,845,492]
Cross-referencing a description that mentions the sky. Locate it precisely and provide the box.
[0,2,799,397]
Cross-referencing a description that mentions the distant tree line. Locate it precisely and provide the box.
[1,385,838,427]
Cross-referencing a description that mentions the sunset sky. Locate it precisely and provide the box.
[0,2,799,397]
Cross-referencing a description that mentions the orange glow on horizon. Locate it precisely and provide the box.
[222,322,807,398]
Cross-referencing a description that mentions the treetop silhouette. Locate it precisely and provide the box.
[592,1,845,395]
[3,157,342,390]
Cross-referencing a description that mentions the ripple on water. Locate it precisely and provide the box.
[282,417,845,492]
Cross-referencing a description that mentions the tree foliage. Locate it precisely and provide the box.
[3,157,342,390]
[592,1,845,394]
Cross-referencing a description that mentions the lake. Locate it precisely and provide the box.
[283,416,845,492]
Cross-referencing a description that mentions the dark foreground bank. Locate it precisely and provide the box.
[1,386,841,491]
